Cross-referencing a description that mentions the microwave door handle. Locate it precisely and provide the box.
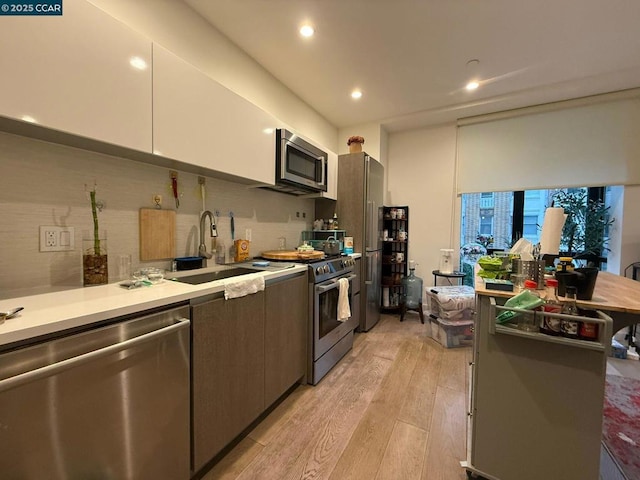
[320,156,326,185]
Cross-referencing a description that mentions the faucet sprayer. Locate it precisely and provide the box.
[198,210,217,259]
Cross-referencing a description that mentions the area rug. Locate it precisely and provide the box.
[602,374,640,480]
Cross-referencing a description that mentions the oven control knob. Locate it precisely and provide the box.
[316,266,323,275]
[323,265,330,274]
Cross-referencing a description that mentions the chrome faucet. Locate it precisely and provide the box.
[198,210,217,259]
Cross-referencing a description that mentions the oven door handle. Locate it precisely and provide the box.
[315,274,357,293]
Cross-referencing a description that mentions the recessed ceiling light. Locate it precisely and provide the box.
[299,25,314,37]
[129,56,148,70]
[263,128,274,135]
[351,90,363,100]
[21,115,37,123]
[465,59,480,91]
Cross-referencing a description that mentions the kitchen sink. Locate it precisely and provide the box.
[172,267,259,285]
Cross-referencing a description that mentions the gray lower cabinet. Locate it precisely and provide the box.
[191,271,308,474]
[264,273,308,406]
[191,291,266,473]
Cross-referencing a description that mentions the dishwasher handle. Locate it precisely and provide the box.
[0,317,190,394]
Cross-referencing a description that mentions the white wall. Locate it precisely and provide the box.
[88,0,338,151]
[608,185,640,276]
[0,133,313,299]
[387,124,458,287]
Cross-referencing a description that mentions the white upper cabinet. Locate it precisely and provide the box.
[0,0,152,152]
[153,45,277,185]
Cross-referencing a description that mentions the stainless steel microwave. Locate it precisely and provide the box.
[275,129,327,194]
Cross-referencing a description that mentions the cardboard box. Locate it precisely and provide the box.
[234,239,250,262]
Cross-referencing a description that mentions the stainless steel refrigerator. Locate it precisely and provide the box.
[336,152,384,332]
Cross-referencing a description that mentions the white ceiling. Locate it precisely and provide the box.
[184,0,640,131]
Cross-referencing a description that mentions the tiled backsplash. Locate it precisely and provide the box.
[0,132,314,298]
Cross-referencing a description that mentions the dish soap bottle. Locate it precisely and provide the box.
[215,239,226,264]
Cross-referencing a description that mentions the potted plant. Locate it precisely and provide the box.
[552,190,614,268]
[83,182,108,285]
[347,135,365,153]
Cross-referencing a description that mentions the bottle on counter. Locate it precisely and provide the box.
[578,310,600,341]
[519,279,541,332]
[540,278,562,336]
[560,285,580,339]
[215,239,226,264]
[332,212,339,230]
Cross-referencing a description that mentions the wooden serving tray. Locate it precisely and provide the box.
[261,250,324,261]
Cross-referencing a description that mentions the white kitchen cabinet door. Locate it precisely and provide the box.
[0,0,152,152]
[153,45,277,185]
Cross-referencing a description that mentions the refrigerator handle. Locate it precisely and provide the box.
[365,251,373,285]
[367,200,376,249]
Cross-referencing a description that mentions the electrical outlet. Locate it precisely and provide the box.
[45,230,57,247]
[245,229,252,241]
[40,226,75,252]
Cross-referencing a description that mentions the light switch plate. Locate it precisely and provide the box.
[40,226,75,252]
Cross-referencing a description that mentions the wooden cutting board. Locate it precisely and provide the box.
[139,208,176,260]
[261,250,324,261]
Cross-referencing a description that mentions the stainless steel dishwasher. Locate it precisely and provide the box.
[0,304,190,480]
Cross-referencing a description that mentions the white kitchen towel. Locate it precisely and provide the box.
[224,275,265,300]
[337,277,351,322]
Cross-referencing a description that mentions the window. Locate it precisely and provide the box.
[461,186,613,259]
[480,192,494,209]
[480,215,493,235]
[523,215,538,238]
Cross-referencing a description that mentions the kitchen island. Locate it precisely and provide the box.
[465,271,639,480]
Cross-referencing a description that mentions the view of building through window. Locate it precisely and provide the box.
[461,187,613,256]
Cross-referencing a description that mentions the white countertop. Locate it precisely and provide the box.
[0,263,308,347]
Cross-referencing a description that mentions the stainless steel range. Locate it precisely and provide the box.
[307,255,359,385]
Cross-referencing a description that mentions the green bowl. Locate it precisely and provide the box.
[478,256,505,271]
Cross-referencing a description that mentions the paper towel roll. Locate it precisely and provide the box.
[539,207,567,255]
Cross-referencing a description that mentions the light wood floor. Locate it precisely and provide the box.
[202,313,471,480]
